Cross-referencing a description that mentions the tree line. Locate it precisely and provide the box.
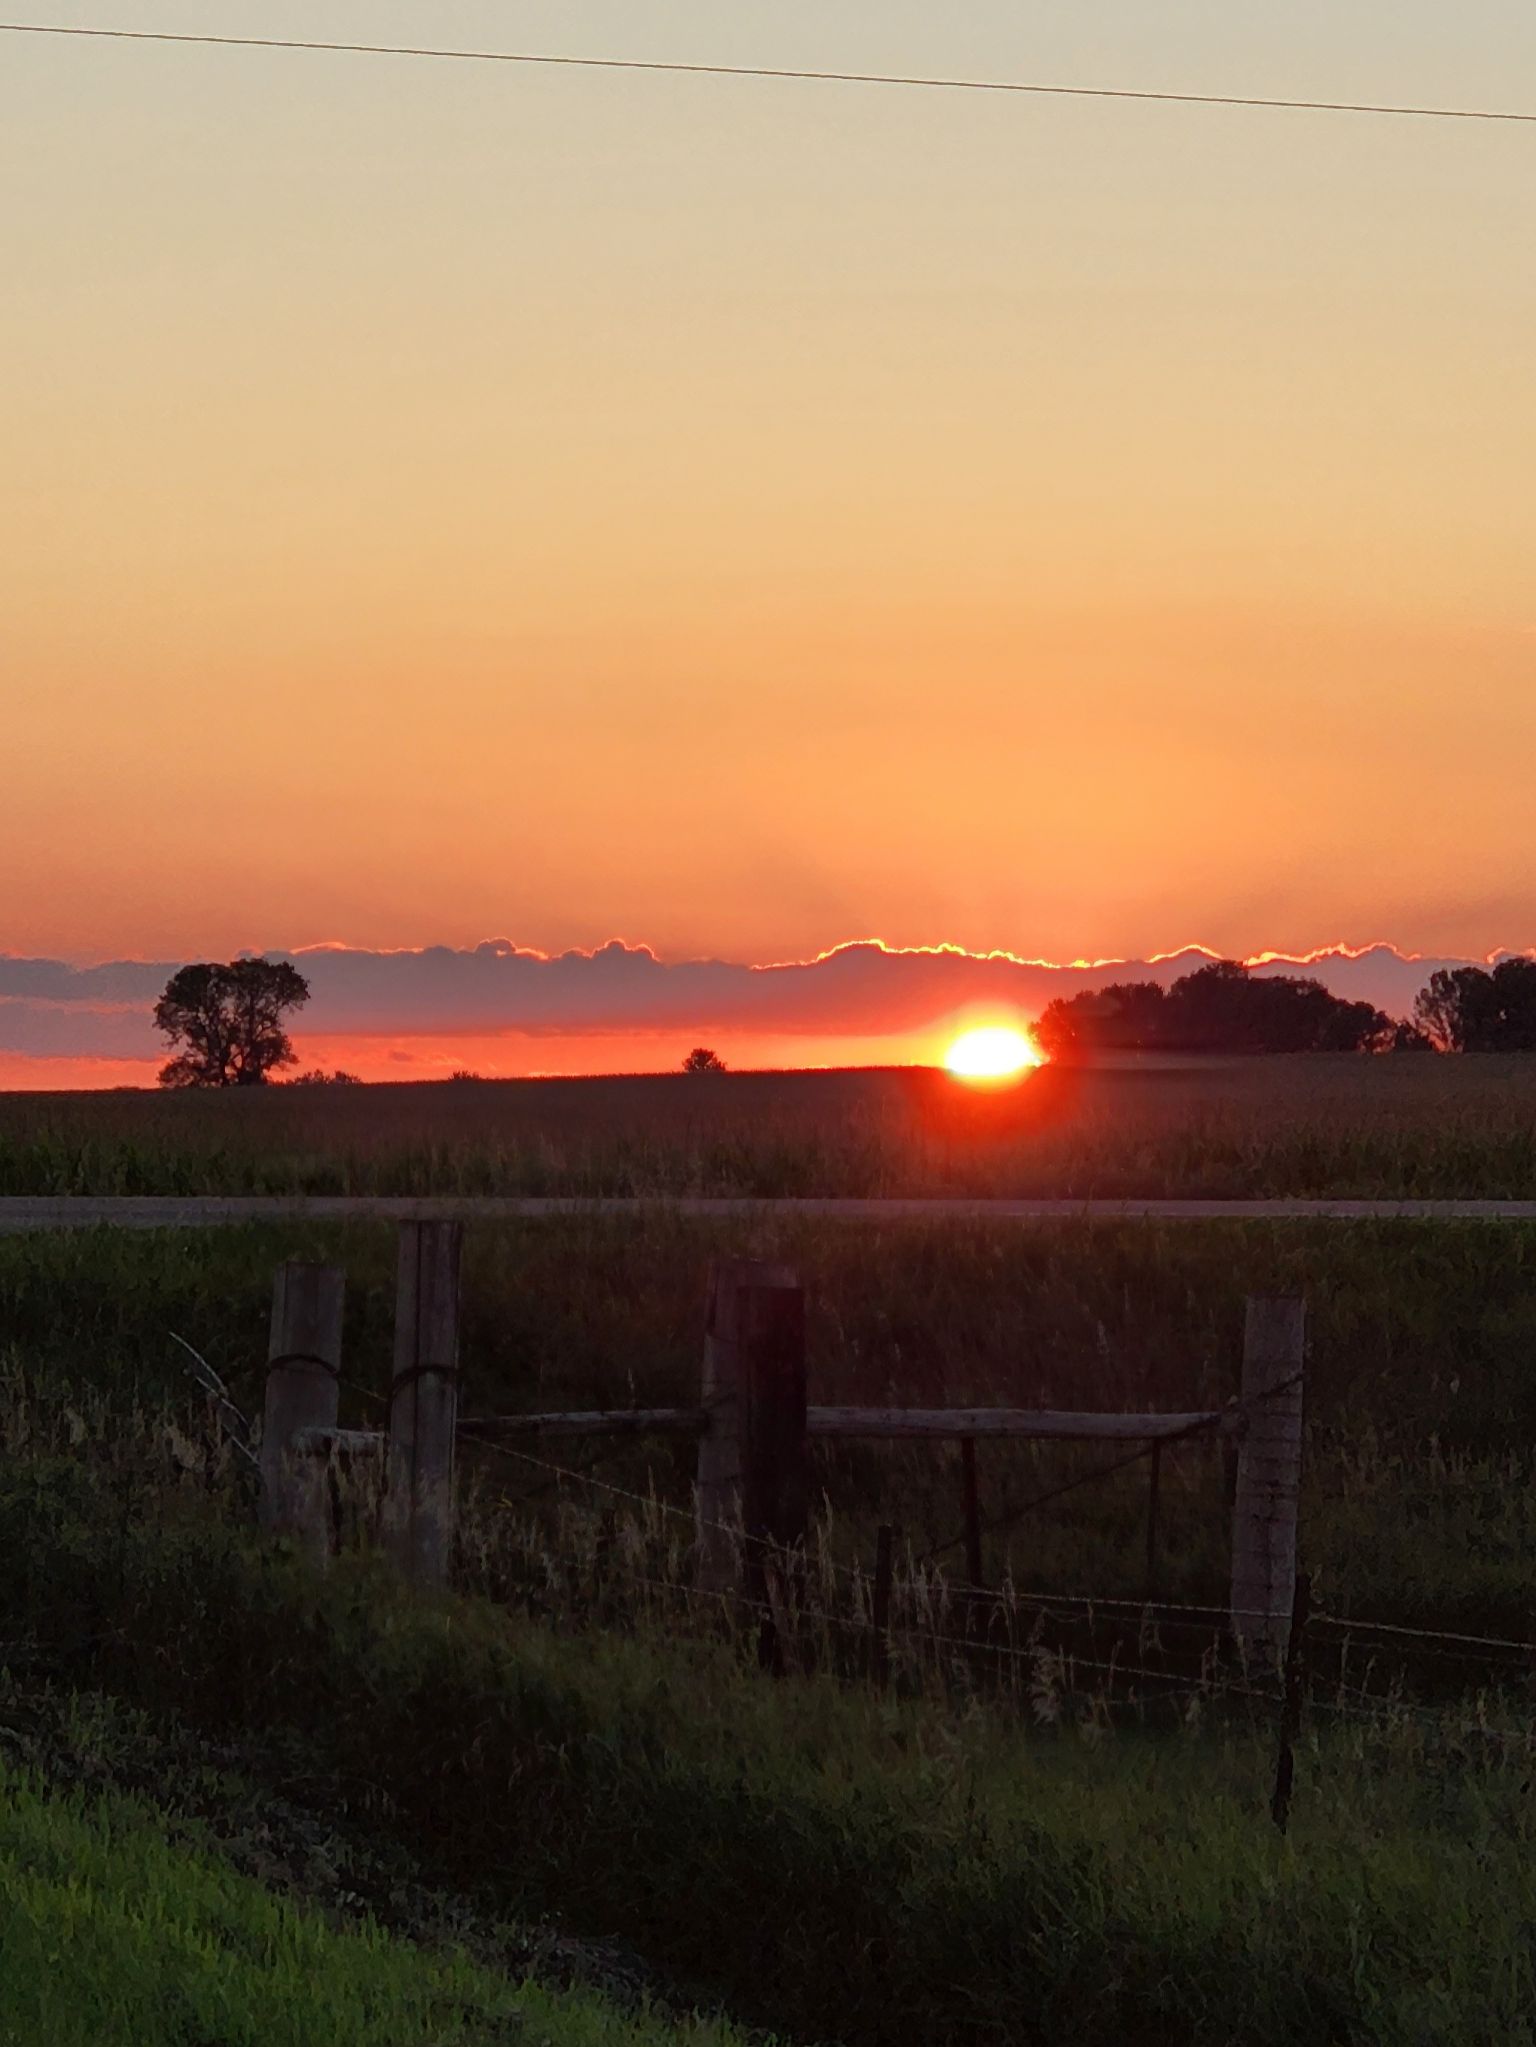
[149,954,1536,1087]
[1036,957,1536,1059]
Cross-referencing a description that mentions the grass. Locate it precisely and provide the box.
[6,1067,1536,2037]
[0,1763,748,2047]
[5,1056,1536,1198]
[2,1412,1535,2046]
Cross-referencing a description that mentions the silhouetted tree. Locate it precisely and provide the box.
[1036,960,1396,1058]
[290,1068,361,1086]
[1389,1020,1436,1054]
[154,960,310,1088]
[1413,960,1536,1051]
[1035,981,1167,1060]
[682,1047,726,1073]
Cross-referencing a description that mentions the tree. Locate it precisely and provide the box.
[1034,960,1396,1058]
[1389,1020,1435,1053]
[682,1047,726,1073]
[154,959,310,1088]
[1414,960,1536,1051]
[290,1068,361,1086]
[1035,981,1167,1060]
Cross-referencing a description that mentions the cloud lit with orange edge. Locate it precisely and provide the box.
[2,935,1532,1091]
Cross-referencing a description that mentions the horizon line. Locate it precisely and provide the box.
[11,934,1533,976]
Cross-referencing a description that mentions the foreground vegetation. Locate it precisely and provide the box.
[0,1762,732,2047]
[5,1207,1535,1637]
[7,1073,1535,2036]
[5,1055,1536,1198]
[2,1393,1533,2046]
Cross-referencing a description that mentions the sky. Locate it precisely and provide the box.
[5,4,1536,1082]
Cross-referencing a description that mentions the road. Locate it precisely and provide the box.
[3,1195,1536,1232]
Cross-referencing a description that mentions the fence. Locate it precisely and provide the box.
[251,1219,1307,1658]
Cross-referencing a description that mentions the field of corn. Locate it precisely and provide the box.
[5,1063,1536,2041]
[4,1053,1536,1197]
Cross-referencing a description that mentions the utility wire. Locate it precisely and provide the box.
[4,21,1535,126]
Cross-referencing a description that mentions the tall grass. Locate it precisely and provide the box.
[0,1765,747,2047]
[5,1211,1536,1635]
[2,1393,1534,2046]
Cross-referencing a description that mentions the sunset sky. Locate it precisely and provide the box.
[5,4,1535,1082]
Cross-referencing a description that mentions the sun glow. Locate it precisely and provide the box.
[944,1025,1042,1082]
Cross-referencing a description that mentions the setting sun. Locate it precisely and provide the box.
[943,1025,1042,1081]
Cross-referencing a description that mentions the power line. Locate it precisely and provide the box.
[3,20,1535,126]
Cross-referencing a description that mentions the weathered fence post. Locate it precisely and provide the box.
[695,1259,804,1595]
[741,1275,808,1669]
[1144,1441,1163,1598]
[259,1260,345,1563]
[739,1275,808,1547]
[960,1436,984,1588]
[1230,1294,1306,1661]
[384,1220,462,1585]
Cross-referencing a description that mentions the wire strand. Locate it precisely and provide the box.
[4,22,1535,126]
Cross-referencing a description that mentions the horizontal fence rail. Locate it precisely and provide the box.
[452,1406,1238,1443]
[462,1407,707,1437]
[806,1405,1236,1441]
[9,1194,1536,1233]
[295,1426,385,1453]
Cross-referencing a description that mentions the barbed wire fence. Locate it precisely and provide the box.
[173,1222,1536,1823]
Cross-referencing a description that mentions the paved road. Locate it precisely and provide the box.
[3,1194,1536,1232]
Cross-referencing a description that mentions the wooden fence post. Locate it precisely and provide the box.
[1144,1441,1163,1598]
[738,1276,808,1552]
[259,1261,345,1563]
[695,1258,802,1595]
[1230,1295,1306,1662]
[384,1221,462,1585]
[960,1436,984,1588]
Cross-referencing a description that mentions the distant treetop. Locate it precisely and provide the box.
[1414,960,1536,1052]
[682,1047,727,1073]
[1034,959,1397,1059]
[154,959,310,1088]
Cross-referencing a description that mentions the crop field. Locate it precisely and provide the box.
[5,1052,1536,1198]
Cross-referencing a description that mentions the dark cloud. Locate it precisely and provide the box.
[1,939,1529,1066]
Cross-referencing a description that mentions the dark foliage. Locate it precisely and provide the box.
[153,960,310,1089]
[681,1048,726,1074]
[1413,959,1536,1052]
[1035,960,1397,1058]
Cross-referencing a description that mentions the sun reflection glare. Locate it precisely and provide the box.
[944,1025,1042,1082]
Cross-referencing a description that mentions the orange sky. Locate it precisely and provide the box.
[5,3,1536,1071]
